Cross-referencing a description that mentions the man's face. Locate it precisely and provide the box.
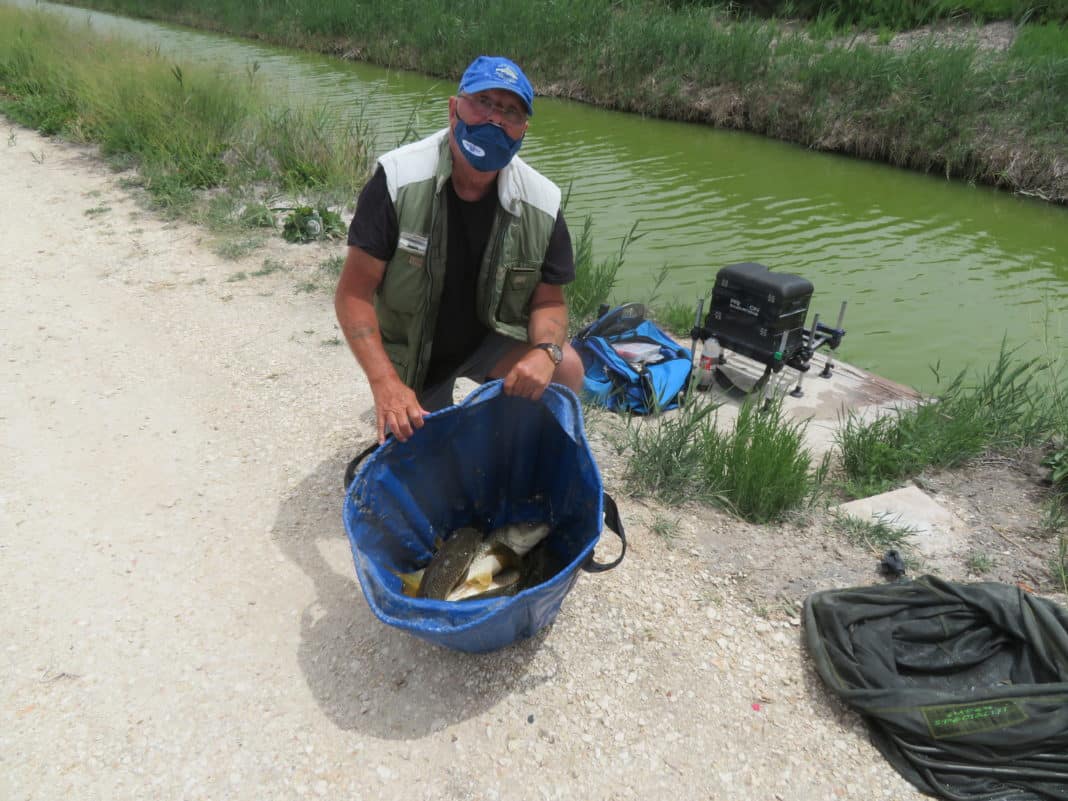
[451,88,529,138]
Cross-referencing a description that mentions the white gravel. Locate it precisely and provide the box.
[0,124,929,801]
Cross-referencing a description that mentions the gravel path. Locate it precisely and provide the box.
[1,125,930,801]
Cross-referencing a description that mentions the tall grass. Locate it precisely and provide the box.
[0,8,374,215]
[837,343,1064,497]
[698,398,828,522]
[54,0,1068,202]
[619,397,721,505]
[566,219,640,331]
[620,394,825,522]
[702,0,1068,27]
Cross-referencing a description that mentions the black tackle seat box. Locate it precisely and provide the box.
[705,262,813,366]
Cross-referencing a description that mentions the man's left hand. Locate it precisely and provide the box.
[502,347,556,401]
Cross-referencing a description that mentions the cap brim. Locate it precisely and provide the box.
[459,78,533,116]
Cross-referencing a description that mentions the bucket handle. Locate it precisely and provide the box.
[583,493,626,573]
[343,440,385,490]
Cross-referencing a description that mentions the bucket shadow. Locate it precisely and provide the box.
[270,452,557,739]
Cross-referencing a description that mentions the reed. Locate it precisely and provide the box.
[697,397,827,523]
[566,219,639,330]
[619,396,721,506]
[836,342,1066,498]
[52,0,1068,201]
[618,394,826,522]
[0,8,374,216]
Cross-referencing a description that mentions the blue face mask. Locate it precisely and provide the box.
[454,115,523,172]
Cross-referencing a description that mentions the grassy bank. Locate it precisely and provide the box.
[0,7,621,320]
[0,6,372,237]
[53,0,1068,203]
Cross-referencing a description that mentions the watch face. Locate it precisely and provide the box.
[538,343,562,365]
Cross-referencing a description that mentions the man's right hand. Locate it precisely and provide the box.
[336,246,429,444]
[371,377,429,444]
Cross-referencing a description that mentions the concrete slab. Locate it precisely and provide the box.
[834,484,970,561]
[690,347,923,465]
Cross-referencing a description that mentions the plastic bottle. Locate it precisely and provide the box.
[696,338,721,391]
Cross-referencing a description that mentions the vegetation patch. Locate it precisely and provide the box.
[49,0,1068,202]
[0,7,372,237]
[836,343,1065,498]
[617,395,826,523]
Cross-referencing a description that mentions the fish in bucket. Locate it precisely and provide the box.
[343,380,625,653]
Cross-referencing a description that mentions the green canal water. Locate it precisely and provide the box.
[28,2,1068,391]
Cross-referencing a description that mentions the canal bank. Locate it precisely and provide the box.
[52,0,1068,205]
[3,121,1065,801]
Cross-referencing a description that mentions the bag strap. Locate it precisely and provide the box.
[583,492,626,572]
[343,440,383,490]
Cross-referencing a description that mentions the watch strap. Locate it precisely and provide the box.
[533,342,563,365]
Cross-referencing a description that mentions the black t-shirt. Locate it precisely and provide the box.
[348,165,574,385]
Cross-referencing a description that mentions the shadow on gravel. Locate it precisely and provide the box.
[270,452,557,740]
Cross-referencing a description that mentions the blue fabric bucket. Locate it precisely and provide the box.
[342,380,624,653]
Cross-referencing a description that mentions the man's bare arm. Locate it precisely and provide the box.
[527,283,569,348]
[500,282,583,400]
[334,246,427,443]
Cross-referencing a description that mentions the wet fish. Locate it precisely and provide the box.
[485,522,551,557]
[515,537,567,593]
[393,522,556,602]
[462,541,522,591]
[392,567,424,597]
[448,568,522,602]
[415,526,483,600]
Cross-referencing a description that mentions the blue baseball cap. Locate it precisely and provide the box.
[458,56,534,117]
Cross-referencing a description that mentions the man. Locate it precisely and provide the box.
[335,55,584,445]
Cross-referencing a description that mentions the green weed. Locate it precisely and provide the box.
[0,8,374,229]
[1010,22,1068,59]
[650,513,683,545]
[837,343,1063,497]
[697,397,826,523]
[653,299,699,338]
[966,551,995,575]
[1052,530,1068,595]
[619,392,825,522]
[566,218,638,330]
[832,509,916,551]
[252,257,286,277]
[8,2,1067,200]
[240,202,277,229]
[280,205,345,243]
[619,396,720,505]
[319,253,345,279]
[216,236,263,260]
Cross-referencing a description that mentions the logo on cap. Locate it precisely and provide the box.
[495,64,518,84]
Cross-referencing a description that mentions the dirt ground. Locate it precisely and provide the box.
[3,124,1065,801]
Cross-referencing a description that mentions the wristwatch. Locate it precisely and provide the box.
[533,342,563,366]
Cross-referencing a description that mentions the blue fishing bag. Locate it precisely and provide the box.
[571,303,693,414]
[342,381,625,654]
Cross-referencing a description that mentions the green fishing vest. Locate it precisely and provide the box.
[374,129,561,391]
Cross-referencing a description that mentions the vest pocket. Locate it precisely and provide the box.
[381,341,411,384]
[496,262,540,325]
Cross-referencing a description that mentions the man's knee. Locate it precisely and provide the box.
[555,344,585,394]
